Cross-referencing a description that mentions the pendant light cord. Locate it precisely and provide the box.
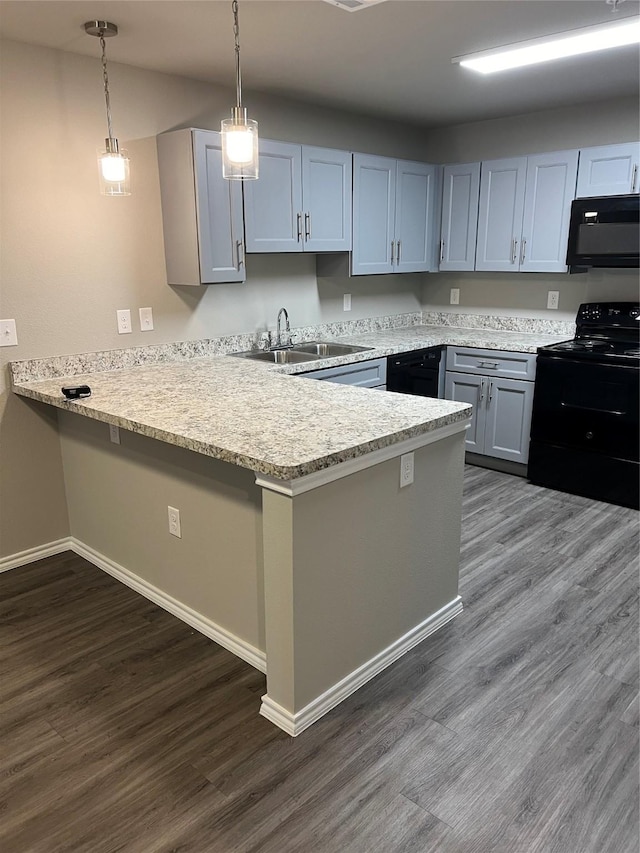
[233,0,242,108]
[100,32,115,140]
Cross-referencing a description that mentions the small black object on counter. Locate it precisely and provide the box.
[62,385,92,400]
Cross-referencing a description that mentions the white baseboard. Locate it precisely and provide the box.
[69,540,266,673]
[0,537,72,573]
[260,595,463,737]
[0,537,266,674]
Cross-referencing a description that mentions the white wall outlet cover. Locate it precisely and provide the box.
[0,319,18,347]
[450,288,460,305]
[547,291,560,310]
[139,307,154,331]
[117,309,132,334]
[109,424,121,445]
[343,293,352,311]
[400,452,414,488]
[168,505,182,538]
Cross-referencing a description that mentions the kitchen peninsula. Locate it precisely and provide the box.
[10,317,565,735]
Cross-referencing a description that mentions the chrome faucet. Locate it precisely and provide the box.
[275,307,292,348]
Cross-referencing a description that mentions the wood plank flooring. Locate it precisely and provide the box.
[1,466,638,852]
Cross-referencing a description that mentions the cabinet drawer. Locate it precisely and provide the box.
[446,347,536,380]
[301,358,387,388]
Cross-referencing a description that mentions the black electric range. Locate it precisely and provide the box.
[528,302,640,509]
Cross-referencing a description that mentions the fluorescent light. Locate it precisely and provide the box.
[453,16,640,74]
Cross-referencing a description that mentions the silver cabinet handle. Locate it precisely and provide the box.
[440,240,445,263]
[236,240,244,269]
[488,379,493,405]
[304,212,311,241]
[511,238,518,264]
[479,377,485,403]
[391,240,396,264]
[520,238,526,265]
[478,360,499,369]
[296,212,302,242]
[632,164,638,193]
[397,240,401,264]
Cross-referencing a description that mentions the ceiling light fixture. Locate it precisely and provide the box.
[221,0,258,180]
[84,21,131,196]
[453,15,640,74]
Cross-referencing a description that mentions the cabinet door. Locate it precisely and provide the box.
[520,149,579,273]
[475,157,527,272]
[445,371,485,453]
[439,162,481,271]
[483,377,534,464]
[302,146,352,253]
[576,143,640,198]
[244,139,303,252]
[352,154,395,275]
[193,131,246,283]
[394,160,435,273]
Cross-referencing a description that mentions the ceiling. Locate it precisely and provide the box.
[0,0,638,129]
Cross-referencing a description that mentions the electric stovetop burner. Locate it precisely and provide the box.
[552,339,614,352]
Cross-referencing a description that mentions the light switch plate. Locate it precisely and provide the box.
[343,293,352,311]
[450,288,460,305]
[139,307,154,331]
[109,424,121,445]
[0,319,18,347]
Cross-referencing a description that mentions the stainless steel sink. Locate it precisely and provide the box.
[293,341,374,357]
[232,349,319,364]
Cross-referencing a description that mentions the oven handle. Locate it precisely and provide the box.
[560,401,626,416]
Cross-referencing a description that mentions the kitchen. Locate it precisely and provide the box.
[1,1,639,850]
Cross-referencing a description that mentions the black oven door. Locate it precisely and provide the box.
[530,356,639,462]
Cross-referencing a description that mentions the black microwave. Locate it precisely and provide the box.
[566,194,639,269]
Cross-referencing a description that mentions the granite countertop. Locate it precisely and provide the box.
[274,324,567,375]
[10,321,569,480]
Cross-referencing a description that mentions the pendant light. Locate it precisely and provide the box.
[221,0,259,180]
[84,21,131,195]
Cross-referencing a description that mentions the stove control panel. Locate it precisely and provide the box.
[578,302,640,326]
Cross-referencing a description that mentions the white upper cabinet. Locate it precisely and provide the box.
[576,142,640,198]
[352,155,396,274]
[519,150,579,273]
[476,150,579,273]
[352,154,436,275]
[301,146,353,252]
[476,157,527,272]
[244,140,352,253]
[439,162,481,271]
[156,128,245,285]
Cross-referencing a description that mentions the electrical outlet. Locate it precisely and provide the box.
[547,291,560,310]
[400,452,414,488]
[139,307,154,331]
[343,293,352,311]
[168,506,182,538]
[117,309,132,334]
[450,288,460,305]
[0,319,18,347]
[109,424,121,445]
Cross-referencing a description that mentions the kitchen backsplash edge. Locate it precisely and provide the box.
[10,310,574,384]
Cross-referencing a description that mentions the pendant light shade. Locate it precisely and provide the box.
[85,21,131,196]
[221,1,259,179]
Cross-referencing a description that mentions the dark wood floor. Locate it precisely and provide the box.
[1,466,638,853]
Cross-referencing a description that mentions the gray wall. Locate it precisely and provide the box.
[421,97,640,321]
[58,412,265,653]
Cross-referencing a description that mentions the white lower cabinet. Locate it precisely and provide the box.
[445,347,535,464]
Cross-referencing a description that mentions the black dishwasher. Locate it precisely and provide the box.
[387,347,443,397]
